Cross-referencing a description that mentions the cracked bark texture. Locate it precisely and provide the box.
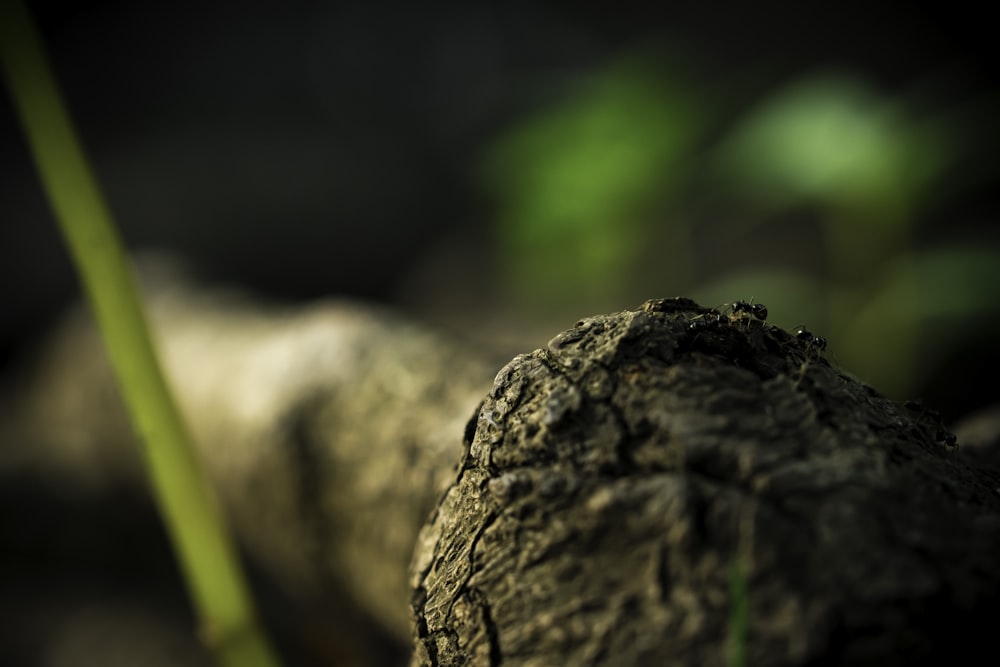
[5,278,1000,666]
[410,298,1000,667]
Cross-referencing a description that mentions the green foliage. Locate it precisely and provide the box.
[706,73,997,396]
[839,245,1000,395]
[482,53,702,308]
[713,74,953,218]
[483,48,1000,405]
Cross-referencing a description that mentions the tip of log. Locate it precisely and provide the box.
[411,298,1000,667]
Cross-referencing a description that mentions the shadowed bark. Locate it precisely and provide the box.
[3,282,999,666]
[410,298,1000,666]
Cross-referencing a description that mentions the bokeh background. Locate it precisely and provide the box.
[2,1,999,664]
[4,0,999,418]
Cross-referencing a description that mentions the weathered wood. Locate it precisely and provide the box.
[5,283,1000,665]
[410,298,1000,666]
[0,272,493,645]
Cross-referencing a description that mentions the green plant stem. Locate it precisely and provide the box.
[0,3,282,666]
[727,556,749,667]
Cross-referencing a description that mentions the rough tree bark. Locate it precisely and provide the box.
[3,277,999,665]
[410,298,1000,666]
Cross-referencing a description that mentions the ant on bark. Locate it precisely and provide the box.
[789,325,828,386]
[687,309,725,331]
[688,300,768,331]
[730,300,768,323]
[793,326,827,352]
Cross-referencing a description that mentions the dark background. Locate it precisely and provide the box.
[3,1,999,418]
[2,2,999,665]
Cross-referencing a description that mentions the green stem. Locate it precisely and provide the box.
[0,3,282,666]
[727,556,749,667]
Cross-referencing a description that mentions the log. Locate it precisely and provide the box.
[410,298,1000,666]
[4,279,999,665]
[1,269,493,649]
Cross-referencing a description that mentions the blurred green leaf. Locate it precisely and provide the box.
[837,245,1000,397]
[482,54,703,307]
[849,245,1000,332]
[911,246,1000,319]
[713,74,955,222]
[692,245,1000,400]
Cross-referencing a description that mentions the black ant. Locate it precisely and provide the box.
[730,300,768,323]
[789,325,827,385]
[937,430,958,447]
[793,326,827,352]
[904,399,958,449]
[688,309,725,331]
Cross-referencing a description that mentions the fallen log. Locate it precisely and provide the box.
[1,270,493,654]
[410,298,1000,666]
[3,282,999,665]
